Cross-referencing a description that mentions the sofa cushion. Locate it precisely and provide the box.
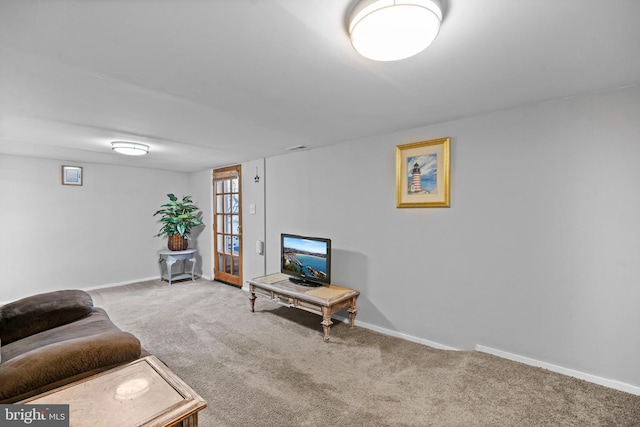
[0,308,141,403]
[0,290,94,345]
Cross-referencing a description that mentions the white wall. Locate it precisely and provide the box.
[2,85,638,391]
[189,168,214,280]
[0,155,190,301]
[241,159,267,286]
[262,85,640,389]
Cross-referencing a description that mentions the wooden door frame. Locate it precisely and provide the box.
[213,165,242,286]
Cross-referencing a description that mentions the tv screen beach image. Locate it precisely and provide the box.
[282,236,328,281]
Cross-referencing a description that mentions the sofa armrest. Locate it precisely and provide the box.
[0,331,141,403]
[0,290,94,345]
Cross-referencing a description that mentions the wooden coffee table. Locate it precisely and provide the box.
[248,273,359,342]
[21,356,206,427]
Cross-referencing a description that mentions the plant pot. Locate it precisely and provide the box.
[168,234,188,251]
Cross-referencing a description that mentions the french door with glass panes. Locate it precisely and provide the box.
[213,165,242,286]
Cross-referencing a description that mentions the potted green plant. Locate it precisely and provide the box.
[154,194,204,251]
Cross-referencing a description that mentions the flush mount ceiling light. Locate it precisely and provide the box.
[111,141,149,156]
[349,0,443,61]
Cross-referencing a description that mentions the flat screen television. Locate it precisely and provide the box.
[280,233,331,287]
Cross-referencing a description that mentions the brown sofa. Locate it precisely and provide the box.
[0,289,142,403]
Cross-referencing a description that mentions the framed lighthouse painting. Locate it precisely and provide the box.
[396,137,450,208]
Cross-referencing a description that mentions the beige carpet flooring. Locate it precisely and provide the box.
[89,279,640,426]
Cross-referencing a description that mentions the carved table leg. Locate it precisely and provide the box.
[158,256,164,282]
[321,307,333,342]
[348,297,358,328]
[188,257,196,281]
[166,256,177,286]
[249,285,256,313]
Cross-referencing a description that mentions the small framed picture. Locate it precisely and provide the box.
[396,137,450,208]
[62,166,83,186]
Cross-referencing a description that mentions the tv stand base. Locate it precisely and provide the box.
[288,277,322,287]
[248,273,359,342]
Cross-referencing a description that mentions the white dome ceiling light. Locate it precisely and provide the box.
[349,0,443,61]
[111,141,149,156]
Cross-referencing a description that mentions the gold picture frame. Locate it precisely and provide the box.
[62,165,83,186]
[396,137,450,208]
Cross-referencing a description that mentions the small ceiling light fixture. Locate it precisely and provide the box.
[111,141,149,156]
[349,0,443,61]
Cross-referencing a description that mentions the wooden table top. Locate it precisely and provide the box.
[248,273,359,306]
[22,356,206,427]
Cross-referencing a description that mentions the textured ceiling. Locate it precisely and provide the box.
[1,0,640,172]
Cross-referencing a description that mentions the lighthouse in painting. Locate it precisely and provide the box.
[410,162,422,193]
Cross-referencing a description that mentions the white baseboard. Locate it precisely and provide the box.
[83,276,161,291]
[476,344,640,396]
[182,284,640,396]
[84,275,215,292]
[331,319,640,396]
[243,303,459,351]
[341,316,459,351]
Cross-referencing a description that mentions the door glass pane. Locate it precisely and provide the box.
[232,236,239,256]
[232,215,239,234]
[224,235,231,254]
[224,216,231,234]
[224,195,231,213]
[216,215,223,233]
[216,180,223,193]
[233,256,239,275]
[217,253,223,269]
[224,179,231,193]
[225,255,232,274]
[216,195,223,214]
[217,235,223,253]
[231,194,239,213]
[231,178,238,192]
